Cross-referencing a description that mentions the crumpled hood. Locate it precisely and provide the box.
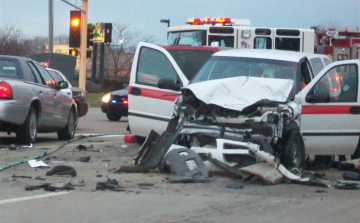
[183,76,294,112]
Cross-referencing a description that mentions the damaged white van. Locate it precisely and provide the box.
[167,49,360,169]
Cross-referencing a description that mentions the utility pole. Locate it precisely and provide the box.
[79,0,88,90]
[48,0,54,53]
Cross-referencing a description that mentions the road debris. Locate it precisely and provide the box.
[226,182,244,189]
[0,151,46,171]
[28,160,50,168]
[79,156,91,162]
[12,174,46,180]
[46,165,77,177]
[160,148,210,183]
[25,182,75,191]
[96,179,125,191]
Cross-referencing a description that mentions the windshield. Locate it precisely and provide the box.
[191,56,299,94]
[167,30,206,46]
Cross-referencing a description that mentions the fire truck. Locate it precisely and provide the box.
[311,26,360,61]
[166,17,315,53]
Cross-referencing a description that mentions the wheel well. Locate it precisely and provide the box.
[283,121,300,135]
[30,100,41,117]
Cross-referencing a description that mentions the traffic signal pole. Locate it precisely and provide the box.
[79,0,88,90]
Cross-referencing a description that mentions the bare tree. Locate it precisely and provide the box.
[54,34,69,44]
[103,22,157,81]
[0,25,30,55]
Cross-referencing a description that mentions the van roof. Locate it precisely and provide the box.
[213,49,324,62]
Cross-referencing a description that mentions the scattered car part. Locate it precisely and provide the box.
[342,171,360,181]
[12,174,46,180]
[96,179,125,191]
[161,148,210,183]
[44,182,74,191]
[79,156,91,162]
[335,180,360,190]
[226,183,244,189]
[200,153,252,180]
[46,165,77,177]
[241,163,284,185]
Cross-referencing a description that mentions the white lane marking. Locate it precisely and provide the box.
[0,191,70,205]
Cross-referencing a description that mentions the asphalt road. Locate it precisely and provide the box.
[0,108,359,223]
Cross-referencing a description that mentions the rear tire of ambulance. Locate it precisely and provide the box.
[282,129,305,170]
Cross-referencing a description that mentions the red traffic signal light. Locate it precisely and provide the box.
[69,11,81,48]
[69,49,78,56]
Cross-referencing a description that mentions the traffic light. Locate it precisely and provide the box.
[104,23,112,45]
[69,49,78,56]
[69,11,81,48]
[87,24,95,48]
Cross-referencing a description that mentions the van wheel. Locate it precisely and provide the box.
[57,109,76,140]
[281,129,305,170]
[17,106,37,144]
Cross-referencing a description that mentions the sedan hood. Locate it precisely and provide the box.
[184,76,294,112]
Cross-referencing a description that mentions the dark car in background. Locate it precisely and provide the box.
[101,86,128,121]
[46,68,89,119]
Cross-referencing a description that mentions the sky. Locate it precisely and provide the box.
[0,0,359,45]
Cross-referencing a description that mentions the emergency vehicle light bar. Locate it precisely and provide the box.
[186,17,232,25]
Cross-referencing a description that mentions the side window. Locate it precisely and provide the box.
[254,37,272,49]
[27,62,43,84]
[309,58,325,76]
[208,36,234,47]
[136,47,179,87]
[323,57,332,66]
[309,64,357,102]
[275,37,300,51]
[47,70,64,83]
[36,64,56,86]
[300,62,312,90]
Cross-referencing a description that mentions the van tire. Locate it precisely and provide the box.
[281,129,305,170]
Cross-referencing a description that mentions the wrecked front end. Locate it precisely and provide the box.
[172,76,301,168]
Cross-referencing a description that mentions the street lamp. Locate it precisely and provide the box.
[160,19,170,28]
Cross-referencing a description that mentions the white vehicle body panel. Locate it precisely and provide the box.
[128,42,188,137]
[300,59,360,155]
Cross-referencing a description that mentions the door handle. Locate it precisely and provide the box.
[67,92,71,95]
[349,106,360,114]
[38,90,43,94]
[130,87,141,96]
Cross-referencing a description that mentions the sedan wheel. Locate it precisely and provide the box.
[17,106,37,144]
[57,109,76,140]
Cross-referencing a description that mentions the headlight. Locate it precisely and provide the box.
[102,94,111,103]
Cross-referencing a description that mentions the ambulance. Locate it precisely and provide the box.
[166,17,315,53]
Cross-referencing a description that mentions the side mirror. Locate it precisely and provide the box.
[57,80,69,90]
[157,78,182,91]
[305,91,330,103]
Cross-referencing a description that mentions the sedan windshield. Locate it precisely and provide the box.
[192,56,299,85]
